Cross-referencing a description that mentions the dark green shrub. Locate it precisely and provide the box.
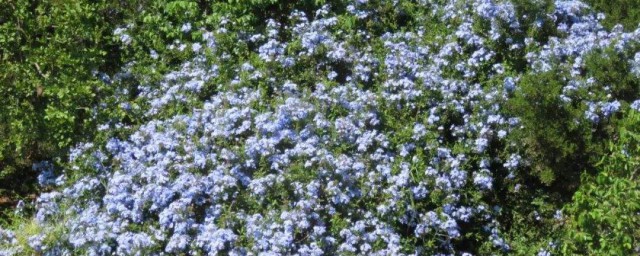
[586,0,640,30]
[506,44,639,191]
[0,0,126,197]
[558,110,640,254]
[506,70,602,189]
[503,45,640,253]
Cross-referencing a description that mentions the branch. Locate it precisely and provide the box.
[33,63,49,79]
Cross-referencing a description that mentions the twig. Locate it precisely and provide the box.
[33,63,49,79]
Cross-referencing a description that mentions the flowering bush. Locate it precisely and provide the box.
[1,0,640,255]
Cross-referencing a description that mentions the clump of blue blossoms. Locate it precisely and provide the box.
[2,0,640,255]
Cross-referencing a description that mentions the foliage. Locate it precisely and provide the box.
[507,69,595,187]
[585,0,640,30]
[558,110,640,254]
[0,0,126,196]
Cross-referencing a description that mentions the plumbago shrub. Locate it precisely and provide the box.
[1,0,640,255]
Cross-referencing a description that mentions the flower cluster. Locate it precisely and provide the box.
[4,0,640,255]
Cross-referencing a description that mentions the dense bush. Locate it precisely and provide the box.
[0,0,127,197]
[586,0,640,30]
[558,110,640,254]
[0,0,639,255]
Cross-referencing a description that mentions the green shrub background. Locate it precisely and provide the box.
[0,0,129,197]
